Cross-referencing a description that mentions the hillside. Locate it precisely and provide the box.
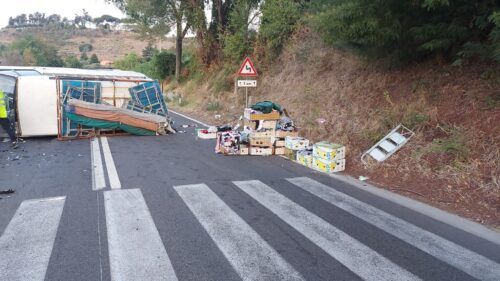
[0,27,175,62]
[169,28,500,229]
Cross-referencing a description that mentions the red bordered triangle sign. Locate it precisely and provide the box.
[238,57,258,77]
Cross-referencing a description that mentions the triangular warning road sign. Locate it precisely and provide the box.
[238,57,258,76]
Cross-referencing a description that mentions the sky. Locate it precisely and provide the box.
[0,0,125,28]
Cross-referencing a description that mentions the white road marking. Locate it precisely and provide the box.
[287,177,500,281]
[104,189,177,281]
[234,180,421,281]
[100,137,121,189]
[326,172,500,245]
[169,109,210,127]
[91,137,106,190]
[0,196,66,281]
[174,184,304,281]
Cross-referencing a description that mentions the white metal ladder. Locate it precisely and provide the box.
[361,124,414,164]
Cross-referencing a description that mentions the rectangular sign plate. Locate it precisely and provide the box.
[237,80,257,88]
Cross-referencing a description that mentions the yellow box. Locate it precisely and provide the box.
[285,136,309,150]
[313,142,346,161]
[250,130,275,138]
[313,157,345,173]
[239,145,249,155]
[297,152,313,167]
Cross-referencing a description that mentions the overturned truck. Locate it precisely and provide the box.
[0,67,174,140]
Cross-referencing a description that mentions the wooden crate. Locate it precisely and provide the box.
[250,137,273,147]
[250,147,273,156]
[244,108,280,121]
[274,147,285,155]
[275,130,299,138]
[250,130,275,138]
[274,140,285,147]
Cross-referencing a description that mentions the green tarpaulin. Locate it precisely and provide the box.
[65,112,156,136]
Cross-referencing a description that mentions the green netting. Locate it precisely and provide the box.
[65,112,156,136]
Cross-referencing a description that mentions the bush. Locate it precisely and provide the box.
[65,55,82,68]
[79,43,93,52]
[258,0,301,60]
[89,53,99,64]
[8,35,63,66]
[113,53,142,70]
[312,0,500,63]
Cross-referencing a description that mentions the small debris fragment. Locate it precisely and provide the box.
[359,176,369,181]
[0,189,15,195]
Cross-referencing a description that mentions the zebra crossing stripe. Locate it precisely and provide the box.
[91,138,106,190]
[101,137,121,190]
[287,177,500,281]
[234,180,421,281]
[174,184,304,281]
[0,196,66,281]
[104,189,178,281]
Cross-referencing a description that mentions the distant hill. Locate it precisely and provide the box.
[0,27,176,62]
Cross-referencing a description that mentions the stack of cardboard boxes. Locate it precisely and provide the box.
[311,141,346,173]
[242,108,298,156]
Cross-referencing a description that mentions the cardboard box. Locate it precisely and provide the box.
[244,108,281,121]
[285,136,310,150]
[250,137,273,147]
[313,157,346,173]
[261,120,277,130]
[313,141,346,161]
[250,147,273,156]
[239,145,249,155]
[275,130,299,138]
[297,150,313,167]
[250,130,275,138]
[284,147,297,161]
[274,140,285,147]
[274,147,285,155]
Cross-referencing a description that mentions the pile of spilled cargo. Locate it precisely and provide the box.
[198,101,346,173]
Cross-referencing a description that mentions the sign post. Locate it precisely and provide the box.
[237,57,258,108]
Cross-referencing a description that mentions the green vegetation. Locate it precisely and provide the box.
[7,11,121,30]
[0,35,63,66]
[113,48,176,83]
[311,0,500,63]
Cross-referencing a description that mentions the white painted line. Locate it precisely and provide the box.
[104,189,178,281]
[287,177,500,281]
[326,172,500,245]
[100,137,121,189]
[169,109,210,128]
[0,196,66,281]
[174,184,304,281]
[234,180,420,281]
[91,138,106,190]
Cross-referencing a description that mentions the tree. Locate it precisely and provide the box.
[9,35,63,66]
[223,0,261,63]
[142,42,157,62]
[258,0,301,60]
[151,51,176,80]
[113,53,142,70]
[65,55,83,68]
[110,0,191,80]
[312,0,500,63]
[90,54,100,64]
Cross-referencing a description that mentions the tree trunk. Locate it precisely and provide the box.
[175,28,183,81]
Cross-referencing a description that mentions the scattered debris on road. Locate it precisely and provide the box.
[208,101,346,173]
[0,189,15,194]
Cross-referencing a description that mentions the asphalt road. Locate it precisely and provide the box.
[1,112,499,281]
